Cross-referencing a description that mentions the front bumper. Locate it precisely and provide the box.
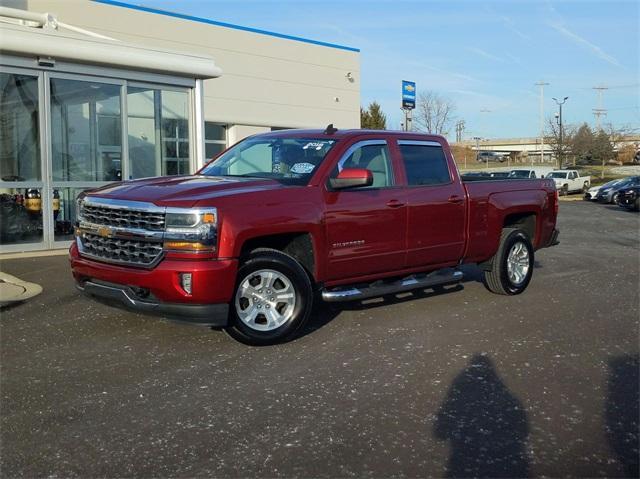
[76,280,229,326]
[69,243,237,326]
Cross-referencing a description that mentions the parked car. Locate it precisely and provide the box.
[546,170,591,195]
[595,176,640,204]
[584,184,603,201]
[616,185,640,211]
[476,151,507,163]
[70,127,559,345]
[508,167,553,179]
[489,171,510,178]
[461,171,490,179]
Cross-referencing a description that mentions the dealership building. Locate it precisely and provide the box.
[0,0,360,253]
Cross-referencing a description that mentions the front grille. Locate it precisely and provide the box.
[83,203,165,231]
[80,233,163,267]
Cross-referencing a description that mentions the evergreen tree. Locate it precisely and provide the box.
[360,102,387,129]
[571,123,595,164]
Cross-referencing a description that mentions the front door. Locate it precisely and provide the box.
[324,140,407,281]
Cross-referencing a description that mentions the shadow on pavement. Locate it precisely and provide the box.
[605,354,639,478]
[434,354,530,478]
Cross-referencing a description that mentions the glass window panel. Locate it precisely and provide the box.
[53,187,92,242]
[0,186,44,245]
[98,115,121,146]
[205,142,225,160]
[164,141,177,159]
[399,144,451,186]
[205,123,226,141]
[178,141,189,158]
[165,160,178,176]
[0,73,41,182]
[338,143,393,188]
[127,87,190,179]
[51,78,122,182]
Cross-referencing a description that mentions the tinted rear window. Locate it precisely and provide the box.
[398,144,451,186]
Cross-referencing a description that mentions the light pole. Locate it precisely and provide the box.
[552,96,568,168]
[535,81,549,164]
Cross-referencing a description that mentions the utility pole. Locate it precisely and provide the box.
[553,96,569,168]
[455,120,465,142]
[535,81,549,164]
[480,109,491,168]
[592,85,608,130]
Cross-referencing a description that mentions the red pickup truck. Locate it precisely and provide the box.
[70,127,559,344]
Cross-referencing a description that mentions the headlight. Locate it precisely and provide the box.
[75,196,85,222]
[164,207,217,253]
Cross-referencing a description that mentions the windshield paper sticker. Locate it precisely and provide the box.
[303,141,330,151]
[290,162,316,174]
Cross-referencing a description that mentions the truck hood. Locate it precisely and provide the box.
[85,175,289,207]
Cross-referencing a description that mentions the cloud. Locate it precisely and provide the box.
[500,16,531,41]
[549,22,621,67]
[466,47,503,63]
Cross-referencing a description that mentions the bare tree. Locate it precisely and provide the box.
[414,91,456,136]
[545,118,576,169]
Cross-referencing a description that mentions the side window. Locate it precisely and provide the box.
[398,142,451,186]
[337,142,393,188]
[571,171,578,179]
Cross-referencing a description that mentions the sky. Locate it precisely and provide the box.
[143,0,639,140]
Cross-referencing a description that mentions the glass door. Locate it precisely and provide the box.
[47,74,125,246]
[0,68,46,252]
[0,65,196,253]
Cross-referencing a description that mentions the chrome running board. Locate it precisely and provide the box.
[321,269,463,303]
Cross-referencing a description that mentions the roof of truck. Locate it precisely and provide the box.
[258,128,448,142]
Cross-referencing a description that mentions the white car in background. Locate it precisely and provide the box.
[584,184,602,201]
[547,170,591,195]
[508,167,554,179]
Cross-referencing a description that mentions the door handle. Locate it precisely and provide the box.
[448,195,464,204]
[386,200,406,208]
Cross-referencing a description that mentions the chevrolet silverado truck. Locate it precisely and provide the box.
[70,127,559,345]
[547,169,590,195]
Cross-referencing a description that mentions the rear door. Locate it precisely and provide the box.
[396,140,466,268]
[323,139,407,281]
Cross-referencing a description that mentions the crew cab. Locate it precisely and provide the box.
[70,128,559,345]
[547,169,591,195]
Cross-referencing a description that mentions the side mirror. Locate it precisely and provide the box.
[329,168,373,190]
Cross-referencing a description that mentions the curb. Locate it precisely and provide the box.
[0,272,43,307]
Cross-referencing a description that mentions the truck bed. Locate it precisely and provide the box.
[462,178,558,263]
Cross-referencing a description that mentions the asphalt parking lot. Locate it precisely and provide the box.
[1,201,638,478]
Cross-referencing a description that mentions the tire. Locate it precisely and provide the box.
[635,198,640,212]
[484,228,534,295]
[582,182,589,193]
[226,248,313,345]
[612,192,620,204]
[560,184,569,196]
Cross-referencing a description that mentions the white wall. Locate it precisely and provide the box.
[25,0,361,139]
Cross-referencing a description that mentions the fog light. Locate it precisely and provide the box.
[180,273,192,295]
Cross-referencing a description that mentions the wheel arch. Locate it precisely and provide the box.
[238,232,317,281]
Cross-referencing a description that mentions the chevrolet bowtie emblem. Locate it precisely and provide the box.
[97,226,114,238]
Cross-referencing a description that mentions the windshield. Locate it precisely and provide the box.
[548,172,568,179]
[200,137,337,185]
[509,170,532,178]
